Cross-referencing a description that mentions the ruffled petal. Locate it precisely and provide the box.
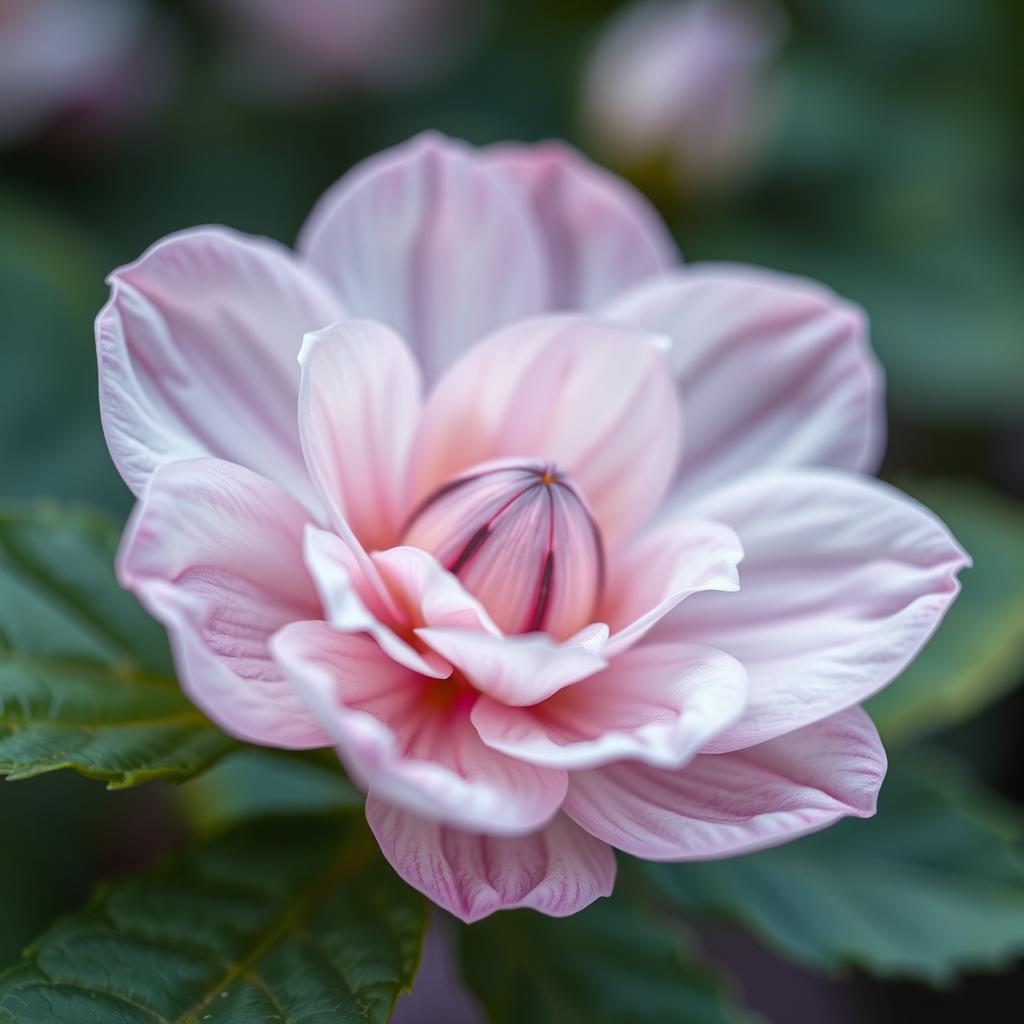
[297,132,548,383]
[371,545,499,633]
[417,623,609,706]
[665,469,970,752]
[96,227,344,506]
[564,707,885,859]
[600,517,743,657]
[472,643,747,770]
[413,314,680,544]
[481,140,678,309]
[366,802,616,923]
[304,527,449,678]
[117,458,327,748]
[298,318,422,551]
[274,621,567,835]
[605,264,884,500]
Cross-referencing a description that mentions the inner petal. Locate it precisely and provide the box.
[402,458,604,640]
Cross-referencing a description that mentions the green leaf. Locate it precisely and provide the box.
[868,481,1024,744]
[632,756,1024,983]
[0,501,236,787]
[459,897,758,1024]
[0,813,427,1024]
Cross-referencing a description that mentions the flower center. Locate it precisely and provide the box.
[403,459,605,638]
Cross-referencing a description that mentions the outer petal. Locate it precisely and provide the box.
[666,469,970,752]
[297,132,548,383]
[413,315,681,544]
[366,802,616,923]
[605,264,885,500]
[274,622,567,835]
[417,624,609,706]
[600,517,743,658]
[472,643,747,770]
[481,140,678,309]
[96,227,345,505]
[564,707,885,860]
[298,318,422,551]
[117,458,327,748]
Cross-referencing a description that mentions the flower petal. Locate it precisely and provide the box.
[666,469,970,751]
[481,140,678,309]
[564,707,885,859]
[413,314,680,544]
[605,264,884,500]
[600,517,743,658]
[472,643,747,770]
[366,802,616,923]
[298,318,422,551]
[371,545,500,634]
[417,624,609,706]
[297,132,548,383]
[117,458,327,748]
[97,227,344,506]
[274,621,567,835]
[304,527,449,678]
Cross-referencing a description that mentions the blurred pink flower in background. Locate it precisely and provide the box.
[207,0,489,97]
[99,133,967,922]
[0,0,176,145]
[581,0,786,195]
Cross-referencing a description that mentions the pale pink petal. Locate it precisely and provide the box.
[297,132,548,382]
[605,264,884,500]
[366,802,616,923]
[600,517,743,658]
[481,140,678,309]
[564,707,885,859]
[417,624,609,706]
[665,469,970,752]
[96,227,344,506]
[303,527,449,678]
[413,314,680,544]
[371,546,500,634]
[403,459,604,639]
[298,318,422,551]
[472,643,746,770]
[117,458,327,748]
[274,622,567,834]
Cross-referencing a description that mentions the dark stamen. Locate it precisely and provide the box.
[449,524,492,575]
[528,551,555,632]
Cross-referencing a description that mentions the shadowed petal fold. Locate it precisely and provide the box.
[304,527,450,678]
[297,132,548,382]
[97,227,344,506]
[564,707,885,859]
[472,643,747,769]
[605,264,884,501]
[418,624,609,706]
[273,622,567,835]
[366,802,616,923]
[117,459,327,748]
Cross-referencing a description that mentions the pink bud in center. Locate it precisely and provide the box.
[403,460,605,639]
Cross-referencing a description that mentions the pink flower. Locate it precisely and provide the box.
[101,133,968,922]
[206,0,487,97]
[581,0,786,193]
[0,0,176,145]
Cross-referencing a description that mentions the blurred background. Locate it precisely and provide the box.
[1,0,1022,1020]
